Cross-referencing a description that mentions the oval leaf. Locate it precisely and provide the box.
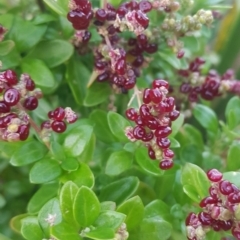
[21,217,43,240]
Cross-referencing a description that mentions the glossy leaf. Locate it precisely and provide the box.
[61,162,94,188]
[10,140,48,166]
[59,181,79,225]
[30,159,62,184]
[64,124,93,157]
[227,144,240,171]
[135,147,163,177]
[84,228,115,240]
[107,111,130,142]
[223,172,240,188]
[193,104,218,134]
[73,186,101,227]
[181,163,210,201]
[27,183,59,213]
[225,96,240,129]
[171,113,184,137]
[100,202,116,211]
[117,196,144,230]
[50,221,81,240]
[94,210,126,230]
[38,198,62,236]
[43,0,68,15]
[84,82,111,107]
[10,214,29,234]
[105,150,133,176]
[61,157,79,172]
[21,58,56,90]
[26,39,74,68]
[21,217,43,240]
[99,177,139,205]
[90,110,117,143]
[0,40,15,56]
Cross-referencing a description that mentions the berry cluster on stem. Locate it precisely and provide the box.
[0,68,78,144]
[186,169,240,240]
[125,79,179,170]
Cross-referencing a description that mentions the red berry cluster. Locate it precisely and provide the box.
[41,107,78,134]
[178,57,239,102]
[186,169,240,240]
[0,70,41,141]
[125,79,180,170]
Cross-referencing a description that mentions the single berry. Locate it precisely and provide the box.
[135,10,149,28]
[160,159,173,170]
[125,108,138,121]
[133,125,146,140]
[185,212,198,226]
[3,70,18,85]
[82,31,91,42]
[41,120,51,129]
[180,83,192,93]
[0,101,11,113]
[139,104,151,118]
[137,34,148,46]
[177,50,185,59]
[155,126,172,138]
[143,88,151,104]
[115,59,126,75]
[144,117,158,130]
[51,120,67,133]
[48,110,55,119]
[207,169,222,182]
[139,0,152,13]
[169,110,180,121]
[148,146,156,159]
[218,219,232,231]
[227,192,240,203]
[97,71,109,82]
[95,8,107,21]
[23,96,38,110]
[25,77,35,91]
[53,107,65,121]
[149,88,163,103]
[132,55,144,67]
[199,196,218,208]
[163,148,174,158]
[4,88,20,106]
[209,186,218,199]
[152,79,169,89]
[124,76,136,89]
[198,212,213,226]
[144,43,158,54]
[17,125,29,141]
[219,180,234,195]
[142,131,153,142]
[156,137,171,149]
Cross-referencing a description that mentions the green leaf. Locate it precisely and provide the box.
[223,171,240,188]
[0,234,12,240]
[0,40,15,56]
[117,196,144,230]
[171,113,184,137]
[73,186,101,227]
[135,147,163,177]
[227,144,240,171]
[0,46,21,70]
[180,144,203,165]
[100,202,116,211]
[94,210,126,230]
[64,124,93,157]
[27,183,59,213]
[61,163,94,188]
[59,181,79,226]
[38,198,62,236]
[50,141,66,161]
[43,0,68,15]
[10,140,48,166]
[99,177,139,205]
[168,137,180,148]
[21,58,56,91]
[26,40,74,68]
[61,157,79,171]
[181,163,210,201]
[84,82,111,107]
[0,14,14,29]
[193,104,218,134]
[50,221,82,240]
[90,110,117,143]
[8,17,47,52]
[10,213,29,234]
[30,159,62,184]
[105,150,133,176]
[21,217,43,240]
[84,228,115,240]
[159,50,181,69]
[66,55,90,105]
[225,96,240,129]
[107,111,130,142]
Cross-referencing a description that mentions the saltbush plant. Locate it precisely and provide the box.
[0,0,240,239]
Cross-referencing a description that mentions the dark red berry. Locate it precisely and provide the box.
[97,71,109,82]
[218,220,233,231]
[137,34,148,46]
[133,125,146,140]
[135,115,145,126]
[211,220,221,232]
[149,88,163,103]
[117,7,128,18]
[128,38,137,46]
[155,126,172,138]
[4,88,20,106]
[228,192,240,203]
[135,10,149,28]
[152,79,169,89]
[0,101,10,113]
[51,120,67,133]
[177,50,185,59]
[148,146,156,159]
[143,88,151,104]
[73,0,92,14]
[219,180,234,195]
[53,107,65,121]
[106,11,116,21]
[124,76,136,89]
[156,137,171,149]
[125,108,138,121]
[132,55,144,68]
[163,148,174,158]
[209,186,218,199]
[207,169,222,182]
[139,0,152,13]
[17,125,29,141]
[185,213,198,227]
[129,0,139,10]
[144,117,158,130]
[169,110,180,121]
[95,8,107,21]
[188,91,198,102]
[198,212,213,226]
[3,70,18,85]
[144,43,158,54]
[232,227,240,239]
[180,83,192,93]
[25,77,35,91]
[41,120,51,129]
[95,60,107,70]
[67,10,90,30]
[199,196,218,208]
[115,59,126,75]
[82,31,91,42]
[139,104,151,118]
[23,96,38,111]
[48,110,55,119]
[142,131,153,142]
[160,159,173,170]
[0,113,17,128]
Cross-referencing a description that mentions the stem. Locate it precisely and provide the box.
[87,70,99,88]
[134,85,142,108]
[104,35,113,50]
